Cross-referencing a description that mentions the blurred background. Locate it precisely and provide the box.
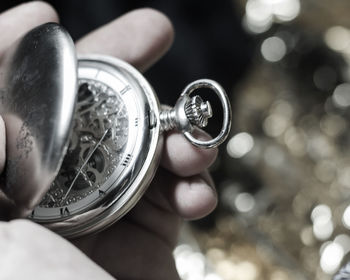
[172,1,350,280]
[2,0,350,279]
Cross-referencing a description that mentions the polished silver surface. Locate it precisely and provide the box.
[0,23,77,215]
[33,55,162,238]
[36,65,231,238]
[185,95,213,128]
[30,56,230,238]
[6,24,231,237]
[160,79,232,148]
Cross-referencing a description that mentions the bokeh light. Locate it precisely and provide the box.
[342,205,350,229]
[261,36,287,62]
[332,83,350,108]
[244,0,300,34]
[324,26,350,52]
[311,204,334,241]
[320,242,344,274]
[235,192,255,213]
[227,132,254,158]
[178,1,350,279]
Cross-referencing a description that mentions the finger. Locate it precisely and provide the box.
[146,168,217,220]
[0,190,15,221]
[160,130,218,177]
[0,116,12,220]
[75,219,180,280]
[0,116,5,175]
[0,1,59,56]
[76,8,174,72]
[167,172,217,220]
[0,220,114,280]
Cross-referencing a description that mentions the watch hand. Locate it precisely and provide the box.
[48,193,56,202]
[61,128,110,204]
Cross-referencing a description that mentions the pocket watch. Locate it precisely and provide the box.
[0,23,231,238]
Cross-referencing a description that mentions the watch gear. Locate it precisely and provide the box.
[39,79,129,208]
[185,95,213,128]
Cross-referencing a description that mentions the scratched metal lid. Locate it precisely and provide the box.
[0,23,77,215]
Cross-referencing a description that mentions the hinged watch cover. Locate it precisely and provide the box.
[0,23,77,215]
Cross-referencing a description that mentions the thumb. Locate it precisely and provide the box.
[0,220,115,280]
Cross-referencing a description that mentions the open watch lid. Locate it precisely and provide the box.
[0,23,77,215]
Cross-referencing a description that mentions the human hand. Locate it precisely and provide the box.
[0,2,218,280]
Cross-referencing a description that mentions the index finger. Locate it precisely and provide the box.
[76,8,174,72]
[0,1,59,57]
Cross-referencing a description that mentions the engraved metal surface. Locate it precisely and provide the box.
[159,79,231,148]
[0,23,77,214]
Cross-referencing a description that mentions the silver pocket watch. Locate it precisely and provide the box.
[0,23,231,238]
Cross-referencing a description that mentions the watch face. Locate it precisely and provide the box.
[31,57,161,225]
[37,79,129,213]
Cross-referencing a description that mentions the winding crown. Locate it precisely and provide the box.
[185,95,213,128]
